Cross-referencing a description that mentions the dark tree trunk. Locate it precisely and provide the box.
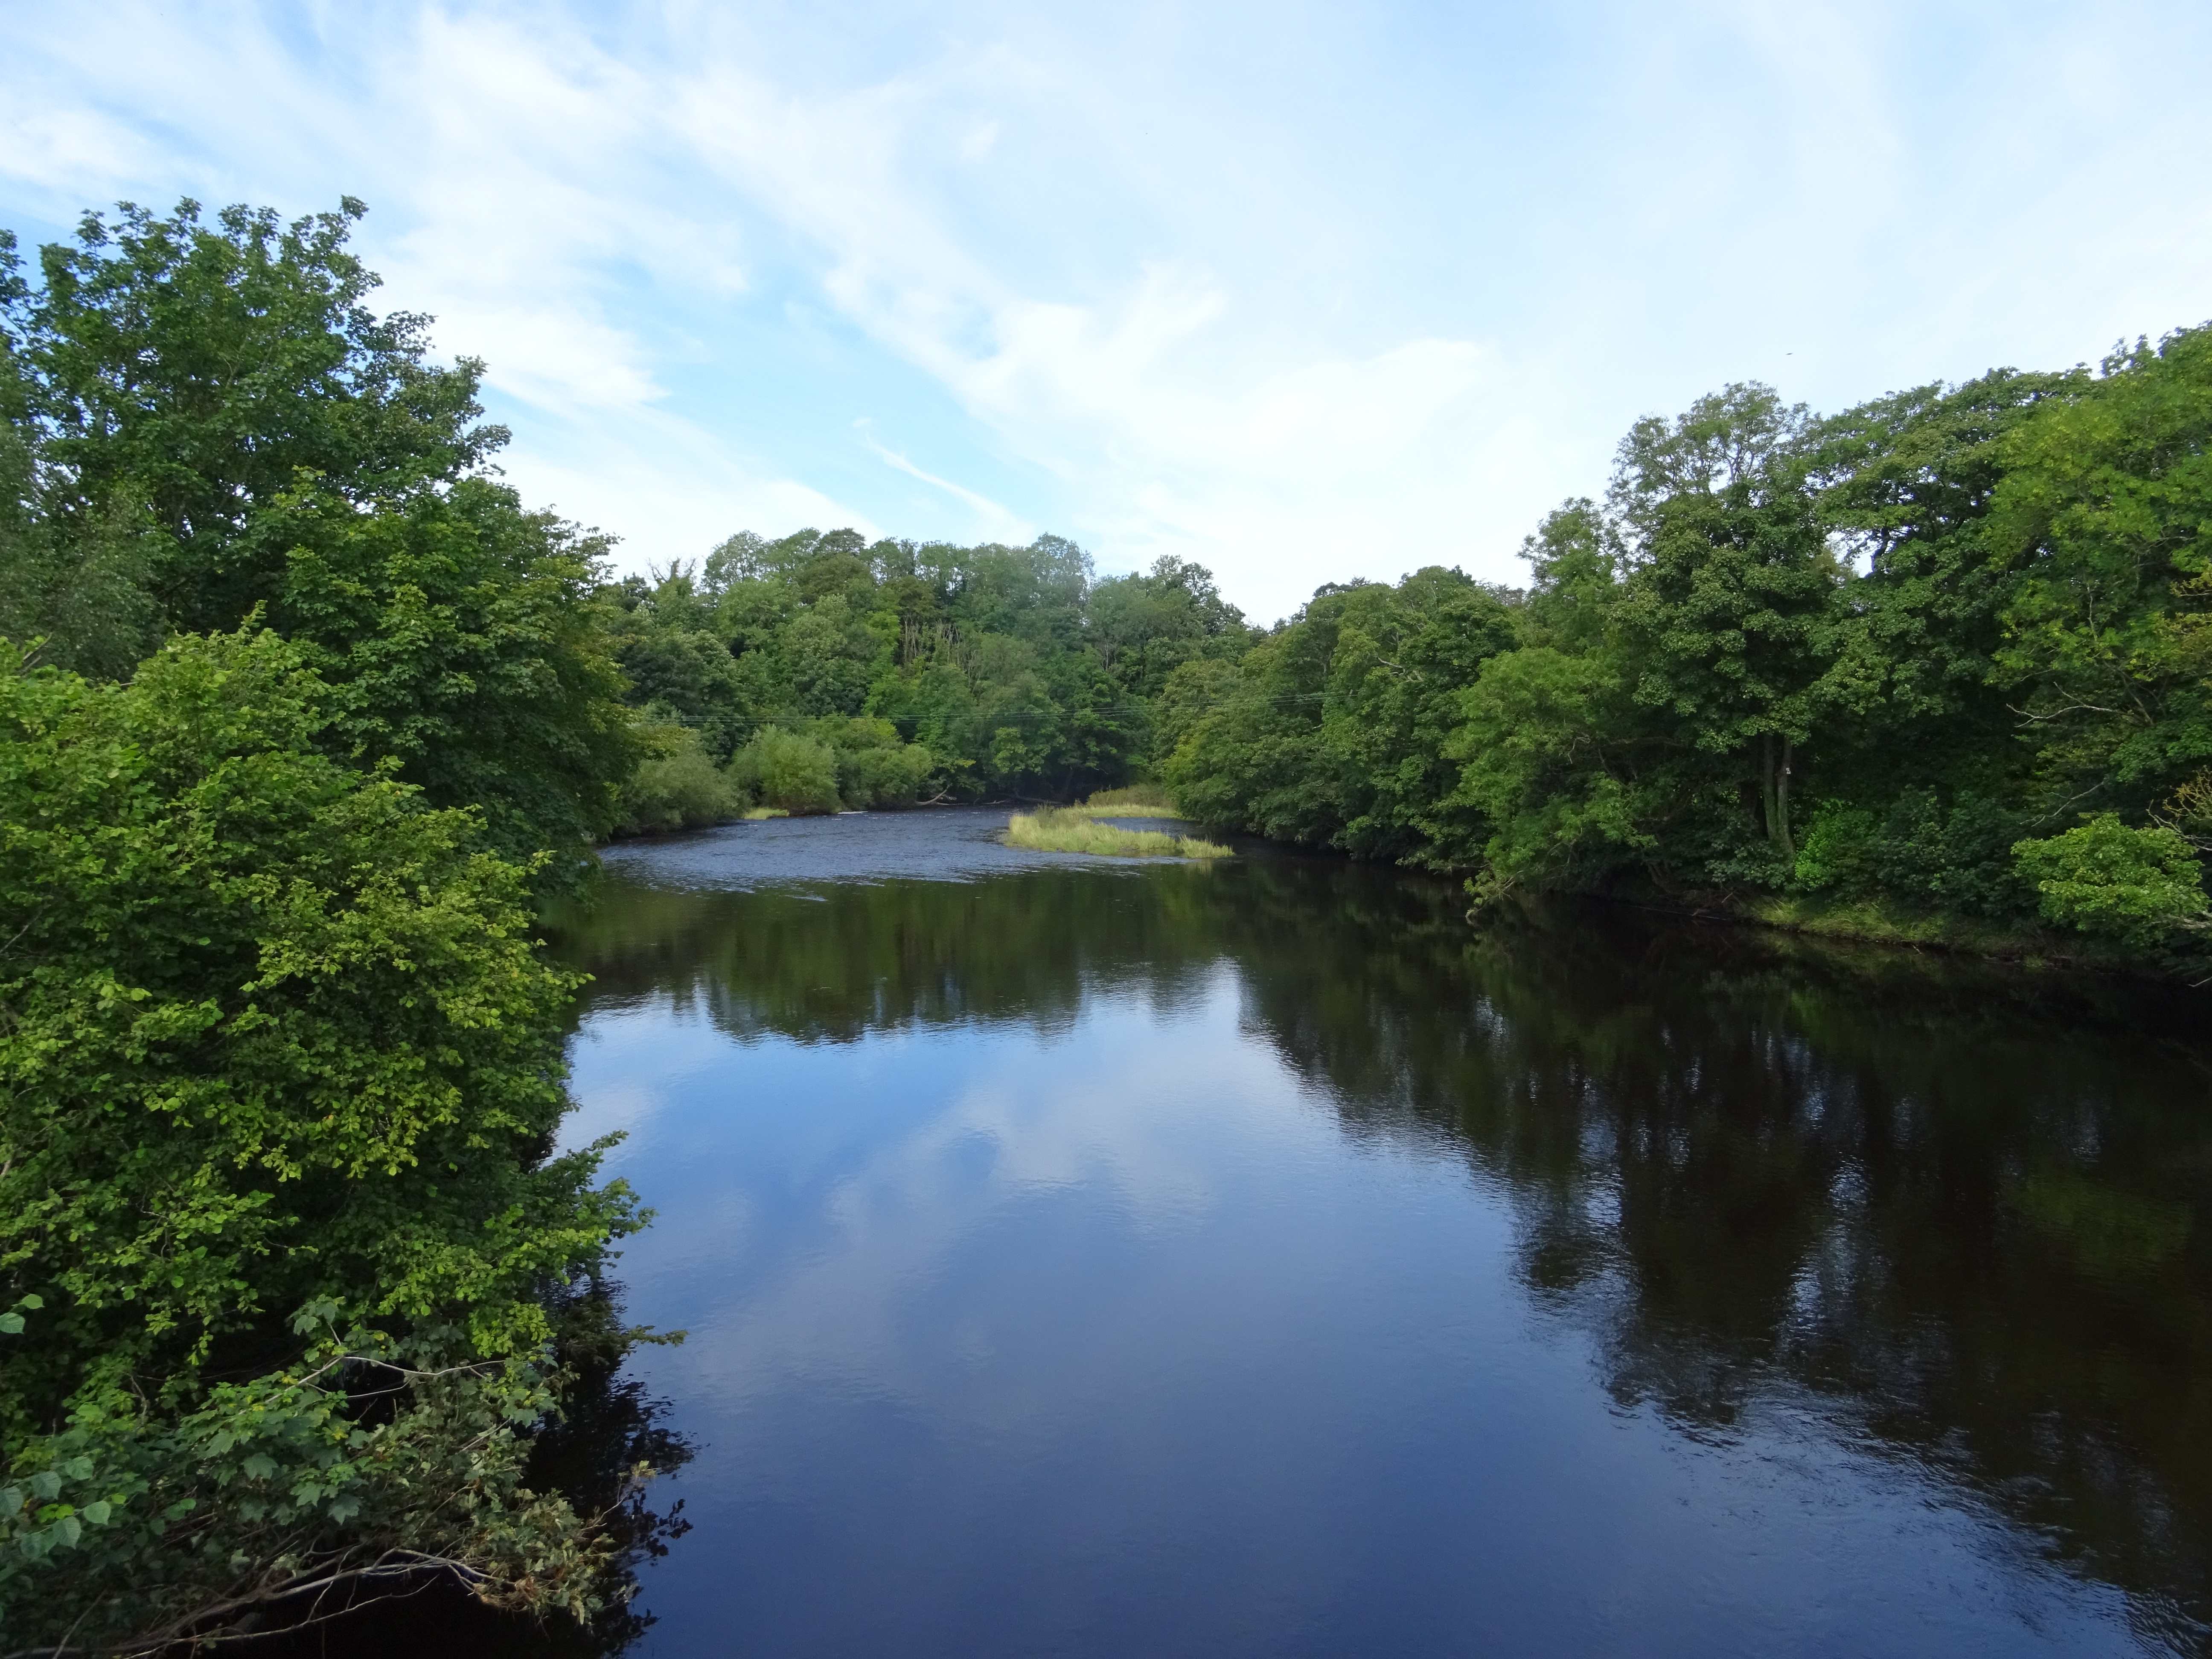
[1760,734,1778,846]
[1776,736,1795,861]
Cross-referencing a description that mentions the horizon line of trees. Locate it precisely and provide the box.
[600,526,1255,828]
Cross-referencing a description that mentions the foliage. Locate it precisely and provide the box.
[602,539,1256,806]
[0,201,634,877]
[2013,814,2210,949]
[617,727,742,835]
[0,629,654,1647]
[259,478,638,870]
[1156,327,2212,968]
[1159,567,1519,863]
[814,716,940,809]
[7,200,499,633]
[727,726,842,816]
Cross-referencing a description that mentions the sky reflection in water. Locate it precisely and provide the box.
[549,809,2210,1657]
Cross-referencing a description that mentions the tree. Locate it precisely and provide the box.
[1608,383,1839,864]
[259,477,638,871]
[3,200,635,872]
[9,199,498,635]
[1985,327,2212,822]
[0,629,654,1647]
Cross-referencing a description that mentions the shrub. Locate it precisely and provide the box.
[0,630,652,1648]
[728,725,842,814]
[813,716,938,808]
[838,742,937,808]
[2013,814,2210,949]
[1790,802,1880,894]
[617,727,741,834]
[1790,790,2035,919]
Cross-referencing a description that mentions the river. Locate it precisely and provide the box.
[531,806,2212,1657]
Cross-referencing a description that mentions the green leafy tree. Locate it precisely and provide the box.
[10,199,498,634]
[3,200,632,871]
[1986,328,2212,819]
[259,478,638,870]
[1607,383,1840,866]
[0,629,654,1647]
[1161,569,1518,861]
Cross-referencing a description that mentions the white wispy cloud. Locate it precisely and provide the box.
[4,0,2209,617]
[858,423,1033,544]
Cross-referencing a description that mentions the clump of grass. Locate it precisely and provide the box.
[1006,806,1230,859]
[1076,782,1178,814]
[741,806,790,821]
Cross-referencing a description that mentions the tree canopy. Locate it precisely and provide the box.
[1161,331,2212,969]
[0,200,655,1649]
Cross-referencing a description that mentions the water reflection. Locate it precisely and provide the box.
[547,812,2212,1655]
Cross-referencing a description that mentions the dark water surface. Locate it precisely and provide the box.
[540,807,2212,1657]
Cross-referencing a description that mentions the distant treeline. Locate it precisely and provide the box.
[624,334,2212,969]
[1157,346,2212,970]
[601,528,1253,828]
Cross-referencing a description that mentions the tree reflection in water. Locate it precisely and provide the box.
[550,853,2212,1647]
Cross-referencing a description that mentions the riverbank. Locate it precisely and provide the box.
[1691,889,2159,976]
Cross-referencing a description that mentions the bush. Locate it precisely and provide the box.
[617,727,741,834]
[0,630,652,1648]
[1791,789,2035,920]
[728,725,842,814]
[838,742,937,808]
[1790,802,1880,894]
[2013,814,2210,949]
[814,716,938,808]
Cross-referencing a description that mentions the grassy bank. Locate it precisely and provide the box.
[1734,891,2142,972]
[1008,805,1231,859]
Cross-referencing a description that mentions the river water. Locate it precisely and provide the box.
[538,806,2212,1658]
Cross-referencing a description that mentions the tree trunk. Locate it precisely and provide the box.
[1760,734,1778,846]
[1776,736,1796,862]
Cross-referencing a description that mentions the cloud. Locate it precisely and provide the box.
[858,423,1033,544]
[5,0,2211,611]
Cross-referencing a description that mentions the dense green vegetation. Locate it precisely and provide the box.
[0,201,664,1650]
[603,533,1255,826]
[1160,341,2212,970]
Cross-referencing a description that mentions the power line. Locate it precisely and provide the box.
[629,691,1343,729]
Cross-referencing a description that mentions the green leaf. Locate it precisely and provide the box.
[81,1500,112,1526]
[29,1471,61,1501]
[0,1314,22,1336]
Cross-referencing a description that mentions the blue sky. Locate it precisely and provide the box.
[5,1,2209,622]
